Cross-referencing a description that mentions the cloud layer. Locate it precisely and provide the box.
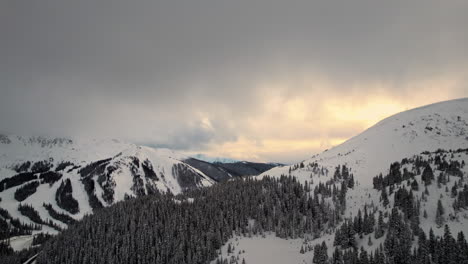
[1,0,467,162]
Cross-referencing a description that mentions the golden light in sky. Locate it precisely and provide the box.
[3,0,468,166]
[196,72,467,163]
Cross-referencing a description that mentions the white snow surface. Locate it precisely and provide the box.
[0,135,214,233]
[261,98,468,186]
[226,98,468,262]
[211,233,313,264]
[5,235,34,252]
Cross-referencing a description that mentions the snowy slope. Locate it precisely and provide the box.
[261,98,468,186]
[0,135,215,235]
[259,98,468,234]
[229,98,468,263]
[223,149,468,264]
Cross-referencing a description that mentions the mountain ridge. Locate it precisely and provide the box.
[0,135,277,237]
[2,98,468,264]
[261,98,468,186]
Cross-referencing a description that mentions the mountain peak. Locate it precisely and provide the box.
[262,98,468,186]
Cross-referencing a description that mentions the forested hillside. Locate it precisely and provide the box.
[1,99,467,264]
[2,148,467,264]
[0,135,278,242]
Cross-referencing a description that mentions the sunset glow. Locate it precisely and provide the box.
[2,1,467,164]
[192,72,467,162]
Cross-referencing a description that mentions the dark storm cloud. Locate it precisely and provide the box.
[1,0,467,161]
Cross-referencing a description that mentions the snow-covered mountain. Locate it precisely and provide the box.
[262,98,468,186]
[190,154,239,164]
[238,98,468,263]
[0,134,280,240]
[0,136,217,234]
[4,98,468,264]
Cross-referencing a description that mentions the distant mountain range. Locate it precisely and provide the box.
[0,135,279,235]
[189,154,239,164]
[2,98,468,264]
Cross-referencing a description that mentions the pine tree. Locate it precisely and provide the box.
[429,228,436,255]
[348,174,355,189]
[418,229,431,264]
[451,184,458,198]
[359,247,369,264]
[354,209,363,235]
[456,232,468,263]
[411,179,419,191]
[436,199,445,227]
[381,187,389,207]
[384,208,412,264]
[442,225,456,264]
[313,242,328,264]
[422,164,434,186]
[374,211,385,239]
[331,247,343,264]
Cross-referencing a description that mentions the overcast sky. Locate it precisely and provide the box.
[1,0,467,163]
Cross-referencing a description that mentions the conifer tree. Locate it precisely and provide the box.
[436,199,445,227]
[422,164,434,185]
[381,187,389,207]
